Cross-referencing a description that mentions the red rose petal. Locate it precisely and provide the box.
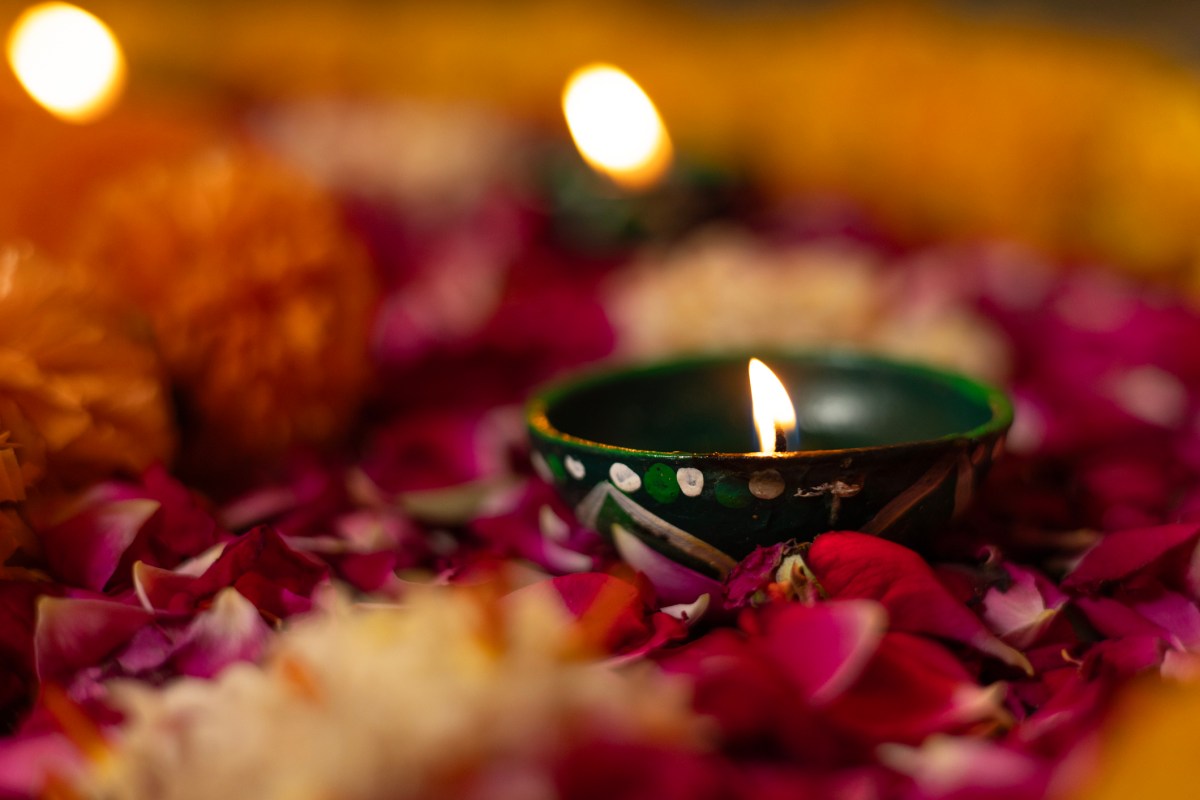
[805,532,1032,672]
[1063,523,1200,593]
[824,632,1008,745]
[758,600,887,706]
[41,496,160,591]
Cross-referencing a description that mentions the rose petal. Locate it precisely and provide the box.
[824,632,1009,745]
[170,588,271,678]
[1080,635,1167,678]
[981,563,1068,648]
[878,735,1048,798]
[759,600,888,706]
[656,629,840,760]
[660,594,710,625]
[1011,669,1109,752]
[553,740,726,800]
[34,596,154,685]
[325,551,401,593]
[1162,649,1200,681]
[513,573,687,657]
[1129,590,1200,651]
[611,524,723,607]
[114,625,176,674]
[1063,523,1200,593]
[360,411,501,494]
[804,533,1032,673]
[41,498,161,591]
[0,730,86,797]
[133,526,327,619]
[723,542,789,609]
[1073,596,1170,641]
[0,578,53,715]
[191,526,328,617]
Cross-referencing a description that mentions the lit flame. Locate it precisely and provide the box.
[749,358,797,454]
[562,63,672,191]
[6,2,125,123]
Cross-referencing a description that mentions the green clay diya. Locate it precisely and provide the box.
[526,351,1013,580]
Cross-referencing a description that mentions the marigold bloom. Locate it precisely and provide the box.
[71,148,378,470]
[0,246,175,502]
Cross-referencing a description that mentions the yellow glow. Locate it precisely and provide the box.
[562,63,672,191]
[7,2,125,123]
[749,358,797,454]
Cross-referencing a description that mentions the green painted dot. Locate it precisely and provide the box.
[715,476,752,509]
[545,453,567,481]
[644,463,680,504]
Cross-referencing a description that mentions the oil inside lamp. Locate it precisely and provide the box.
[6,1,125,123]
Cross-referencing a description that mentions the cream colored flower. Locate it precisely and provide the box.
[606,227,1010,382]
[81,586,704,800]
[252,99,518,224]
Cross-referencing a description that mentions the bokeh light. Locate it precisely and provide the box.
[562,63,672,191]
[6,2,125,123]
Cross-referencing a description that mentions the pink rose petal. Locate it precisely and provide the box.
[981,563,1068,649]
[724,542,790,609]
[470,480,609,577]
[170,588,271,678]
[611,525,723,607]
[1129,589,1200,651]
[0,730,86,797]
[34,597,154,685]
[113,624,178,675]
[759,600,887,706]
[1161,649,1200,681]
[878,735,1048,798]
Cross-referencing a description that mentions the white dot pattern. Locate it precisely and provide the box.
[609,462,642,493]
[676,467,704,497]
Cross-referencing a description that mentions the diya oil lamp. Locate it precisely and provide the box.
[539,62,748,251]
[526,352,1013,580]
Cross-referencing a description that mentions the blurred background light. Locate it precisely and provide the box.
[6,2,125,123]
[562,63,672,191]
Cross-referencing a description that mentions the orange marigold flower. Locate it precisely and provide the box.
[0,246,176,502]
[70,148,378,471]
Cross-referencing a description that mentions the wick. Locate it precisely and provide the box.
[774,425,788,454]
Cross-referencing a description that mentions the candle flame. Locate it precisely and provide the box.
[749,358,797,454]
[6,2,125,123]
[562,63,672,191]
